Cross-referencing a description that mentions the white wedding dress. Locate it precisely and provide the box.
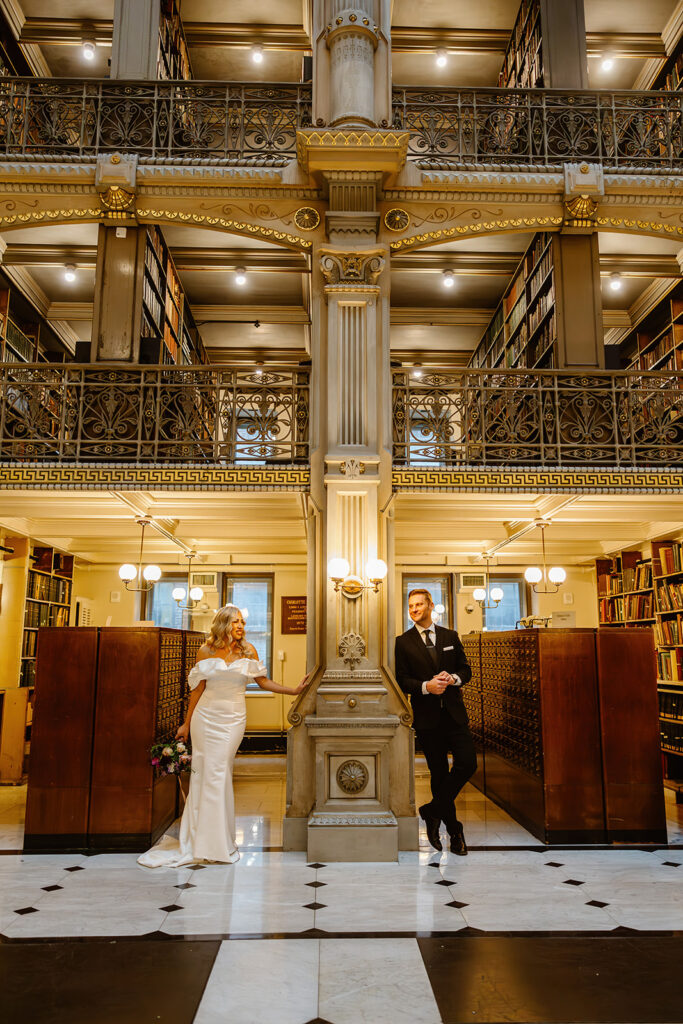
[138,656,265,868]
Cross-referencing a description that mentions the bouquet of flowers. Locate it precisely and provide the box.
[149,738,193,777]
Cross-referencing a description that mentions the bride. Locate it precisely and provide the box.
[138,604,308,868]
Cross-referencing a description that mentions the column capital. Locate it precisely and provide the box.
[319,247,386,288]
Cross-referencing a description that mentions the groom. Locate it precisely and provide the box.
[395,588,476,855]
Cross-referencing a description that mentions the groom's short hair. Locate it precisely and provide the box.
[408,588,433,603]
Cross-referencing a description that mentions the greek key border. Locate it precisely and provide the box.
[392,466,683,494]
[0,463,310,492]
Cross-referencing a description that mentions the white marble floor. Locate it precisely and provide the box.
[1,846,683,939]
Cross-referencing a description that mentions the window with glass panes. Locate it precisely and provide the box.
[483,577,527,632]
[147,576,185,628]
[222,575,273,683]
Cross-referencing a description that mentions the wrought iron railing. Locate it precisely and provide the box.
[0,79,311,163]
[393,368,683,468]
[392,87,683,170]
[0,364,309,463]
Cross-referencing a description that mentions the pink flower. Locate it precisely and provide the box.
[176,742,186,753]
[167,763,176,773]
[162,746,173,757]
[151,757,160,766]
[180,754,190,763]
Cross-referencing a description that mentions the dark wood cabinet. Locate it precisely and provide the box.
[24,627,204,853]
[462,628,667,844]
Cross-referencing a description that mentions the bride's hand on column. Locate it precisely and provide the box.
[175,721,189,742]
[293,673,310,695]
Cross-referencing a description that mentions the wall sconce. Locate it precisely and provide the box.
[118,517,161,593]
[524,521,566,594]
[328,557,388,599]
[172,550,204,610]
[473,556,504,610]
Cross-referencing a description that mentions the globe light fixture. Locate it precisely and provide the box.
[234,268,247,286]
[473,556,504,610]
[525,520,566,594]
[173,550,205,611]
[601,55,614,72]
[252,44,264,64]
[328,556,388,598]
[436,48,448,68]
[118,518,161,593]
[64,264,77,283]
[172,586,187,602]
[82,40,96,61]
[442,270,455,288]
[609,272,622,291]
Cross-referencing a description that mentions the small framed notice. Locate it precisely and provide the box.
[281,596,307,634]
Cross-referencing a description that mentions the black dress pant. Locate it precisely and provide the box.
[417,707,477,833]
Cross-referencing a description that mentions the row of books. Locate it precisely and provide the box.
[659,688,683,719]
[599,597,624,623]
[660,720,683,753]
[662,51,683,92]
[143,276,163,330]
[529,317,555,368]
[637,331,675,371]
[506,293,527,341]
[27,571,71,605]
[25,602,50,628]
[654,542,683,576]
[624,593,654,620]
[22,631,37,658]
[505,323,529,367]
[504,271,526,320]
[527,247,552,304]
[655,616,683,646]
[598,573,622,597]
[623,562,652,592]
[655,581,683,614]
[528,282,555,337]
[658,647,683,681]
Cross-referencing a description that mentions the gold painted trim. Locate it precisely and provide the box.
[136,208,312,249]
[390,216,564,251]
[0,464,310,492]
[296,129,409,175]
[392,467,683,494]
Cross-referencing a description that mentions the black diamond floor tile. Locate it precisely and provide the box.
[159,904,183,913]
[446,899,469,909]
[545,862,564,868]
[305,880,327,888]
[307,862,326,869]
[174,883,196,890]
[304,1018,335,1024]
[65,866,84,873]
[428,862,442,868]
[14,907,39,915]
[303,902,326,911]
[586,900,610,908]
[662,861,681,867]
[41,885,63,892]
[435,879,456,886]
[563,879,585,886]
[187,864,206,871]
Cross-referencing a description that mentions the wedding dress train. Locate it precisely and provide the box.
[138,656,265,868]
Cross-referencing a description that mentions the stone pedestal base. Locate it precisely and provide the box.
[307,811,398,862]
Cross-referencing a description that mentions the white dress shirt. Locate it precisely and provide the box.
[416,623,461,695]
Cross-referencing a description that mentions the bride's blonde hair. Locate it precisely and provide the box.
[207,604,248,655]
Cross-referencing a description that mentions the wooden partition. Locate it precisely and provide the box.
[24,627,204,853]
[463,627,667,845]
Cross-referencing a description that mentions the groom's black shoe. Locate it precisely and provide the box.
[419,805,442,852]
[449,822,468,856]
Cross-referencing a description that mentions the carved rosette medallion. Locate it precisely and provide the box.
[338,631,366,670]
[294,206,320,231]
[384,208,410,232]
[336,759,369,794]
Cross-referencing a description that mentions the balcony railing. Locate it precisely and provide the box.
[0,79,312,164]
[0,364,310,463]
[392,87,683,170]
[393,368,683,468]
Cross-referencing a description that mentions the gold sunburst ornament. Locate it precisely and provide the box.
[294,207,320,231]
[384,208,410,232]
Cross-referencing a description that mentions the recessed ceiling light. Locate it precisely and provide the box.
[64,264,76,282]
[234,268,247,286]
[82,40,96,61]
[411,364,423,378]
[609,272,622,291]
[442,270,455,288]
[252,45,264,64]
[601,56,614,72]
[436,48,448,68]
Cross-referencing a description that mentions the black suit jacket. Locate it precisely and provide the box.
[395,624,472,731]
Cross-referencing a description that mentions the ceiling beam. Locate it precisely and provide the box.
[18,19,667,59]
[8,246,678,279]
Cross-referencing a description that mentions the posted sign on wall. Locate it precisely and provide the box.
[281,596,307,634]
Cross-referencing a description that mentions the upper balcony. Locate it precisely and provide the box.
[0,77,680,174]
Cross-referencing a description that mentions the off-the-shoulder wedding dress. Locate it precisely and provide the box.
[138,656,265,868]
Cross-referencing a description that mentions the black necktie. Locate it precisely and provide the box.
[423,629,438,667]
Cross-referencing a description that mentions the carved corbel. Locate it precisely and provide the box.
[96,153,138,223]
[320,249,386,287]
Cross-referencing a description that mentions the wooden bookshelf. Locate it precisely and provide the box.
[141,226,206,366]
[596,551,653,627]
[652,35,683,92]
[21,545,74,688]
[497,0,544,88]
[158,0,192,81]
[623,288,683,374]
[469,231,556,369]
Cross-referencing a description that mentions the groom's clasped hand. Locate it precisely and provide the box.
[425,671,457,696]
